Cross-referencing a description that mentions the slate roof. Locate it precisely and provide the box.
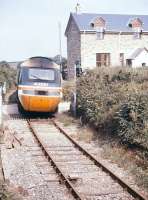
[128,48,148,59]
[65,13,148,34]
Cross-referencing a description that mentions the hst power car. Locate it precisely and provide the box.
[17,56,62,114]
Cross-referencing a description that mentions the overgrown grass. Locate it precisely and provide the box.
[0,62,19,199]
[57,112,148,192]
[101,142,148,191]
[77,67,148,152]
[62,80,75,101]
[0,181,22,200]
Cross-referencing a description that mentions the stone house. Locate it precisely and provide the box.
[65,13,148,78]
[128,47,148,67]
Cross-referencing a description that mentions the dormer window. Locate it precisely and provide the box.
[128,18,143,39]
[133,28,142,39]
[90,17,105,40]
[96,27,105,40]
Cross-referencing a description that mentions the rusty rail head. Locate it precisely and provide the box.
[51,119,147,200]
[27,120,83,200]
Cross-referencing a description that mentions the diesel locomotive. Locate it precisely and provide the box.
[17,56,62,114]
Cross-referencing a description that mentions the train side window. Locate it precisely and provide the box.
[18,71,22,84]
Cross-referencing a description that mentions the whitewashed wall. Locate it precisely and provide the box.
[132,50,148,67]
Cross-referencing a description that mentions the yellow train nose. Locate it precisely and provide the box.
[20,95,61,112]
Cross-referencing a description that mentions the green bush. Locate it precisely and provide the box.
[114,94,148,149]
[77,67,148,150]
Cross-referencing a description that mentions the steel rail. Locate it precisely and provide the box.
[27,120,83,200]
[52,119,147,200]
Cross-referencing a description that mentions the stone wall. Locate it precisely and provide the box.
[66,18,148,78]
[80,32,148,69]
[67,19,80,78]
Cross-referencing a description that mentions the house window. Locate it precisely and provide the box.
[133,30,142,39]
[128,18,143,28]
[90,17,105,28]
[127,18,143,39]
[120,53,124,66]
[126,59,132,67]
[96,27,104,40]
[90,17,105,40]
[96,53,110,67]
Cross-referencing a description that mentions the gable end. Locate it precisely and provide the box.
[65,13,80,36]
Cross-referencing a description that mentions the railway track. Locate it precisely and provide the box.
[27,118,146,200]
[3,115,147,200]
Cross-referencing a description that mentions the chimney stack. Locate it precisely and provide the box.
[75,3,81,14]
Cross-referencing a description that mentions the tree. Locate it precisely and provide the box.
[52,55,67,68]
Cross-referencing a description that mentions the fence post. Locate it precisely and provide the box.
[0,86,2,129]
[73,63,77,117]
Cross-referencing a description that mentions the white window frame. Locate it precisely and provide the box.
[95,27,104,40]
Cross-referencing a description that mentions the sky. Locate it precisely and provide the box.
[0,0,148,62]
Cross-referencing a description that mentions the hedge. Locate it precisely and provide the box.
[77,67,148,150]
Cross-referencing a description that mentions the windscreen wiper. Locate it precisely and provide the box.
[30,74,44,81]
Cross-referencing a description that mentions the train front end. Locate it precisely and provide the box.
[17,58,62,113]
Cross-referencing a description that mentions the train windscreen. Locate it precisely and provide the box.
[29,68,55,81]
[18,67,61,87]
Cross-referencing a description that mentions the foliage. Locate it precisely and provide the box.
[77,67,148,150]
[115,93,148,149]
[0,181,22,200]
[52,55,67,68]
[62,80,75,101]
[0,61,17,90]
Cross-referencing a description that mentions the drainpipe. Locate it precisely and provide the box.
[58,22,62,72]
[0,86,2,129]
[118,31,122,66]
[72,60,77,117]
[83,30,86,69]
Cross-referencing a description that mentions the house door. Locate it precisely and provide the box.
[96,53,110,67]
[126,59,132,67]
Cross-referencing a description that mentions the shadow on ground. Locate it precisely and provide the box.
[9,111,56,119]
[8,90,17,104]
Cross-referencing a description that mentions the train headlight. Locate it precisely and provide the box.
[23,90,35,95]
[18,89,23,95]
[18,89,34,95]
[60,91,63,98]
[48,91,62,97]
[48,91,59,96]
